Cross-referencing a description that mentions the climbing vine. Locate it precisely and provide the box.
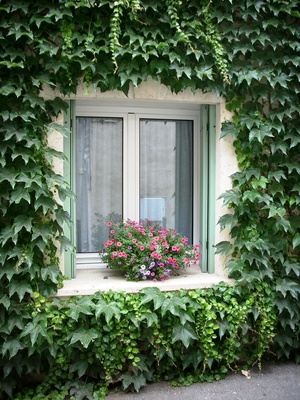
[0,0,299,398]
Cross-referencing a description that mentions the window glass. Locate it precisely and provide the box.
[139,119,193,241]
[76,117,123,252]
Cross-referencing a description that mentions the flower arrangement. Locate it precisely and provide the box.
[101,220,200,282]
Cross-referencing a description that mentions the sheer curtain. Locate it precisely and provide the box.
[76,117,123,253]
[139,119,193,241]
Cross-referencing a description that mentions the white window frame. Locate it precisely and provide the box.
[75,101,201,268]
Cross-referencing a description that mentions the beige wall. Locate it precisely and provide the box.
[45,78,237,276]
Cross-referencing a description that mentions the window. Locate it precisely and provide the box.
[63,101,216,278]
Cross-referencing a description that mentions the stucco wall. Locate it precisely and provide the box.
[45,78,237,276]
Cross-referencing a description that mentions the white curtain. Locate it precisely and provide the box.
[139,119,193,241]
[76,117,123,252]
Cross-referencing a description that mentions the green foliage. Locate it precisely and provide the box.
[0,0,299,398]
[11,284,276,398]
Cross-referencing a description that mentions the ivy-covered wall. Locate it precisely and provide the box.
[0,0,299,398]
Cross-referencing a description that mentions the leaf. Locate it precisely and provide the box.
[41,264,61,283]
[68,298,94,321]
[0,294,10,310]
[177,309,194,325]
[251,176,269,190]
[276,279,300,299]
[20,321,48,347]
[292,234,300,249]
[139,287,165,310]
[13,215,32,234]
[34,195,56,214]
[214,241,232,256]
[172,323,198,348]
[218,213,238,232]
[262,204,286,218]
[249,126,273,143]
[220,121,236,139]
[0,226,18,246]
[2,338,24,359]
[69,328,99,348]
[161,296,186,317]
[140,312,158,327]
[218,189,240,206]
[216,319,230,339]
[8,280,32,301]
[10,185,31,204]
[121,371,146,393]
[182,348,204,370]
[268,170,286,182]
[242,190,271,204]
[94,300,120,324]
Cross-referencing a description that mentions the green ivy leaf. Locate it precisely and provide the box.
[161,296,186,317]
[13,215,32,234]
[8,280,32,301]
[215,241,233,256]
[20,320,48,347]
[276,278,300,299]
[249,126,274,143]
[69,328,99,348]
[69,359,89,377]
[41,264,61,283]
[268,170,286,182]
[284,260,300,277]
[68,298,95,321]
[172,322,198,348]
[121,371,146,393]
[94,300,121,324]
[292,234,300,249]
[218,213,238,232]
[182,348,204,370]
[140,312,158,327]
[139,287,165,310]
[0,294,10,310]
[2,338,24,359]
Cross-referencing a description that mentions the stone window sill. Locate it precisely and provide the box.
[56,264,234,298]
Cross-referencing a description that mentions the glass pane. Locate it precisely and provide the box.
[139,119,193,241]
[76,117,123,253]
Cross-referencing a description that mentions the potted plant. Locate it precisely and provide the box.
[100,220,200,282]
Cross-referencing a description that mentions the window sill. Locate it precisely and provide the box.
[56,264,234,298]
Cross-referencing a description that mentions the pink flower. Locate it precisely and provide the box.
[140,246,145,251]
[172,245,181,252]
[128,233,132,237]
[107,222,112,227]
[116,242,122,247]
[110,229,115,234]
[132,238,137,243]
[184,257,190,264]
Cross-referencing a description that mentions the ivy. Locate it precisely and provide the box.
[10,285,276,399]
[0,0,299,398]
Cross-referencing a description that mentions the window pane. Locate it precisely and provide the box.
[76,117,123,252]
[139,119,193,241]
